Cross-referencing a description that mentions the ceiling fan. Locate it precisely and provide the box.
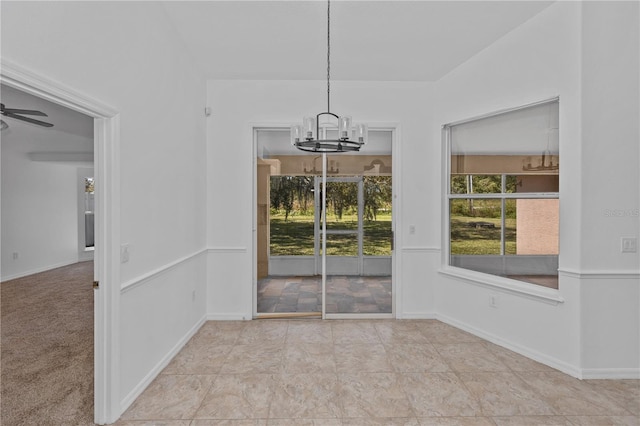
[1,103,54,128]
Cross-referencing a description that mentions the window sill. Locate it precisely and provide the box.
[438,266,565,305]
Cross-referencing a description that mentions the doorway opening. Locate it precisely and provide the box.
[1,83,95,424]
[1,60,119,424]
[254,128,394,319]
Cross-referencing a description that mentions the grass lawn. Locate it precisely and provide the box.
[269,212,515,256]
[450,215,516,255]
[270,212,392,256]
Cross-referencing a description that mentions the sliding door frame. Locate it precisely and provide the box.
[251,123,402,320]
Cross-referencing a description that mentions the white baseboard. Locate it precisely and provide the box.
[1,259,80,282]
[435,313,582,379]
[398,311,437,319]
[206,313,252,321]
[119,314,207,414]
[580,368,640,380]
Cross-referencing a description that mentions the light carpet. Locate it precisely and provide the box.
[1,261,94,426]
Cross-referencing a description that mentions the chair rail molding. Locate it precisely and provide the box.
[120,248,208,293]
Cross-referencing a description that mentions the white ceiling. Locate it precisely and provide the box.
[162,0,554,81]
[1,2,554,138]
[1,84,93,139]
[1,84,94,156]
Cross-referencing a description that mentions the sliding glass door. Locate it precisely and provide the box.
[255,128,393,319]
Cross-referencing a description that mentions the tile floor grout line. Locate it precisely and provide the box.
[188,371,219,421]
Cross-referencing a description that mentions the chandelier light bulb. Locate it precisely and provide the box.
[338,116,352,140]
[290,124,303,146]
[304,116,316,140]
[355,123,368,144]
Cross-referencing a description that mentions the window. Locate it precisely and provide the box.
[84,176,95,249]
[445,99,559,289]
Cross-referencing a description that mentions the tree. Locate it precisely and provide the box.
[327,182,357,220]
[270,176,314,221]
[364,176,392,221]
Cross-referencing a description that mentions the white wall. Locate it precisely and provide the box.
[1,1,208,419]
[1,126,93,280]
[578,1,639,374]
[433,1,639,377]
[206,2,639,378]
[206,80,436,319]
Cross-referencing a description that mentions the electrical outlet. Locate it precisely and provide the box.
[409,225,416,235]
[12,252,19,261]
[120,244,130,263]
[621,237,637,253]
[490,294,499,308]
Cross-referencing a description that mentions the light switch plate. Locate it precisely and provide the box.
[621,237,637,253]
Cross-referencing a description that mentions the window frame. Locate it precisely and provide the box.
[440,98,564,304]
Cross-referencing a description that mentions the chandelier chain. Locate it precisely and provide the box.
[291,0,365,153]
[327,0,331,113]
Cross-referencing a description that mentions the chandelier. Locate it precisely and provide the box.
[290,0,367,153]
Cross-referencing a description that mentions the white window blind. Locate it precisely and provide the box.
[450,99,559,155]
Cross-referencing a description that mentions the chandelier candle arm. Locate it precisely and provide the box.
[290,0,368,153]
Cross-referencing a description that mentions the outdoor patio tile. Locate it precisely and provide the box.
[257,297,278,313]
[355,303,383,313]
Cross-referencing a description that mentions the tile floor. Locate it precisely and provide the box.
[115,320,639,426]
[257,276,392,314]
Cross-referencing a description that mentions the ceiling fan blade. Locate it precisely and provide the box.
[2,108,48,117]
[4,112,54,127]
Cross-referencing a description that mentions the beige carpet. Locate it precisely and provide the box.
[1,261,94,426]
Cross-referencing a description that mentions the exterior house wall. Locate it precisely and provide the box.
[516,199,559,255]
